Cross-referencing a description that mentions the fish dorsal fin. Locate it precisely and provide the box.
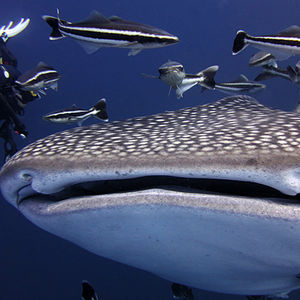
[196,65,219,76]
[254,72,276,82]
[277,25,300,37]
[37,61,48,68]
[81,10,110,25]
[234,74,249,82]
[295,60,300,72]
[109,15,124,22]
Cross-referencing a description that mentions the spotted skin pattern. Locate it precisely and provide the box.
[3,95,300,177]
[7,96,300,155]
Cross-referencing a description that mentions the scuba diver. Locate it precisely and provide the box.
[0,18,38,162]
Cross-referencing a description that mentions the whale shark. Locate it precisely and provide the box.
[2,95,300,298]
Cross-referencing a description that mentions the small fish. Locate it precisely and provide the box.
[157,60,219,98]
[208,74,266,95]
[254,65,291,82]
[171,283,194,300]
[15,62,60,97]
[42,10,179,56]
[249,51,277,67]
[255,61,300,84]
[43,98,108,126]
[286,60,300,84]
[81,281,99,300]
[232,26,300,60]
[158,60,185,89]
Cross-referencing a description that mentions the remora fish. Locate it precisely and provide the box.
[42,10,179,56]
[43,98,108,126]
[3,96,300,298]
[248,51,277,67]
[206,74,266,94]
[82,281,99,300]
[255,60,300,84]
[286,60,300,84]
[158,60,219,98]
[15,62,60,97]
[233,26,300,60]
[254,65,292,82]
[158,61,185,90]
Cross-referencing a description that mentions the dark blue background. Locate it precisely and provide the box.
[1,0,300,299]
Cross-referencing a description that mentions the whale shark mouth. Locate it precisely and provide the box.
[17,175,300,207]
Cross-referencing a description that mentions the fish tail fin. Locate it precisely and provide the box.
[294,99,300,114]
[42,15,64,40]
[197,65,219,89]
[287,65,297,82]
[93,98,109,122]
[232,30,248,55]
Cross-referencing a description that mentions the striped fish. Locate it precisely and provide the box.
[232,26,300,60]
[42,10,179,56]
[255,65,292,82]
[15,62,60,97]
[43,98,108,126]
[203,74,266,95]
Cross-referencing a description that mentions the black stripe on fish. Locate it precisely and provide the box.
[247,36,300,47]
[16,70,59,86]
[47,110,90,118]
[233,30,300,55]
[43,99,108,124]
[60,27,177,44]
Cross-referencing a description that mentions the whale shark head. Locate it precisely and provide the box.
[2,95,300,297]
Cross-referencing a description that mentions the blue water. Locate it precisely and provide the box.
[1,0,300,299]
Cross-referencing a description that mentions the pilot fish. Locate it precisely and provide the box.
[15,62,60,97]
[3,95,300,299]
[43,98,108,126]
[158,60,219,98]
[233,25,300,60]
[42,10,179,56]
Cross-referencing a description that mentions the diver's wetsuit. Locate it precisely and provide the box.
[0,120,17,161]
[0,38,36,162]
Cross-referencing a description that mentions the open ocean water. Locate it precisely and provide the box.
[1,0,300,299]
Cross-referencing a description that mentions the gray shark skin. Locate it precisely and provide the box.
[2,95,300,298]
